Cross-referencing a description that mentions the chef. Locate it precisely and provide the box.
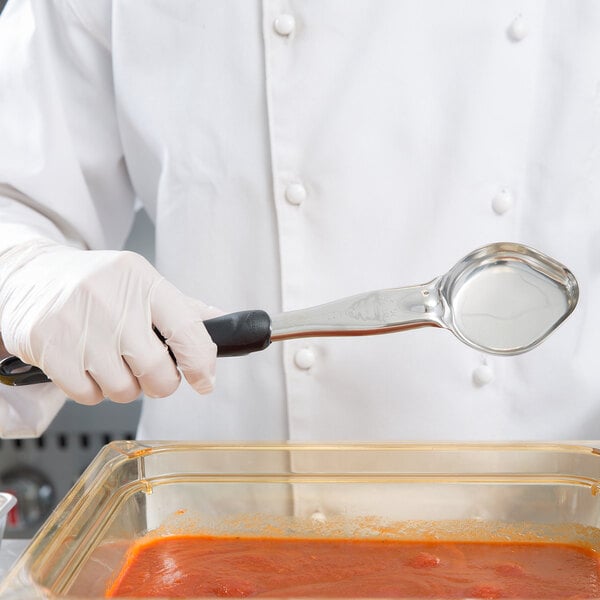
[0,1,599,441]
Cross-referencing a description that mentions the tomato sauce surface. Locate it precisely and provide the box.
[106,535,600,598]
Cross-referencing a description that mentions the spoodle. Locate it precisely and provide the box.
[0,242,579,386]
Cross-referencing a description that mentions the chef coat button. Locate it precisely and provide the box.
[473,364,494,387]
[294,348,315,370]
[285,183,307,206]
[492,189,513,215]
[273,14,296,36]
[507,15,528,42]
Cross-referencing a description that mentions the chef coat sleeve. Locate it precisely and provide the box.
[0,0,137,437]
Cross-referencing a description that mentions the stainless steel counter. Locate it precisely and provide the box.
[0,539,28,581]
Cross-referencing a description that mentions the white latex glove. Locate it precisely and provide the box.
[0,239,220,405]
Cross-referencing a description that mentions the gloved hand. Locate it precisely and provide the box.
[0,239,220,404]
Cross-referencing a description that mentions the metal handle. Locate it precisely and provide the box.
[270,282,444,341]
[0,310,272,387]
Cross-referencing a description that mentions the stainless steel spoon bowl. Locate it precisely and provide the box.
[269,242,578,355]
[0,242,579,386]
[439,243,578,354]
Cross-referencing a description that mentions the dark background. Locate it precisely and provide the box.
[0,1,7,14]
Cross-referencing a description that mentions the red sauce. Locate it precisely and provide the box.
[105,535,600,598]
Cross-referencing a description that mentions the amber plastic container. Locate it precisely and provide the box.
[3,442,600,598]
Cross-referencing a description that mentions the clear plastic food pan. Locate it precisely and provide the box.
[3,442,600,598]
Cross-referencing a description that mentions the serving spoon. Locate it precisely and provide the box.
[0,242,579,386]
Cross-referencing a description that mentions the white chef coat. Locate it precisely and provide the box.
[0,0,599,441]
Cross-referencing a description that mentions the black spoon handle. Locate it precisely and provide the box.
[203,310,272,356]
[0,310,272,387]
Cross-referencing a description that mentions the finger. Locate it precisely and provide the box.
[86,355,142,404]
[121,327,181,398]
[32,336,105,405]
[172,337,216,394]
[150,279,218,394]
[41,357,104,406]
